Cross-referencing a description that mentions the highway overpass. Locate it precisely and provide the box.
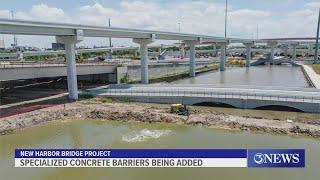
[2,19,318,101]
[0,62,117,81]
[0,18,256,100]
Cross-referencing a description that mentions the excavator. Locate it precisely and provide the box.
[169,104,189,116]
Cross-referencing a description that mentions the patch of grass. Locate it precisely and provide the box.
[120,74,130,84]
[226,59,245,67]
[99,96,131,103]
[0,129,14,135]
[129,64,219,84]
[79,93,94,99]
[310,63,320,75]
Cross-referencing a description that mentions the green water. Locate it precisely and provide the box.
[0,120,319,180]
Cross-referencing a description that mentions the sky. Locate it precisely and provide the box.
[0,0,320,49]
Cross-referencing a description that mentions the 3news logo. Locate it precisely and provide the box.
[248,149,305,168]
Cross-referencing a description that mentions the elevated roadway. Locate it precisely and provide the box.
[0,18,239,99]
[0,62,117,81]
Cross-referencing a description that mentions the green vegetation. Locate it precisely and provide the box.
[311,63,320,75]
[226,59,245,67]
[129,64,219,84]
[79,92,94,99]
[120,74,130,84]
[24,54,65,62]
[99,96,130,103]
[0,129,14,135]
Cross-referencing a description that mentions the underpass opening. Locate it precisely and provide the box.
[254,105,303,112]
[193,102,236,108]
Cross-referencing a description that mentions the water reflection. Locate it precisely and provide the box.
[173,66,309,88]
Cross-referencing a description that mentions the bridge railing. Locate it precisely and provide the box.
[0,61,118,69]
[101,88,320,104]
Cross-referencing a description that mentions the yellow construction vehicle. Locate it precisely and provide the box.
[169,104,189,116]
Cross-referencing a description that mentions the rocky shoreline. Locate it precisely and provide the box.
[1,100,320,138]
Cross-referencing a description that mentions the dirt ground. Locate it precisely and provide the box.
[1,97,320,138]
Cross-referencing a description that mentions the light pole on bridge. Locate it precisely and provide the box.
[314,9,320,63]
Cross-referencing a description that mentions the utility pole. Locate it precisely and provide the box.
[314,9,320,63]
[108,17,112,59]
[11,10,17,49]
[178,22,181,44]
[256,24,259,39]
[224,0,228,58]
[224,0,228,40]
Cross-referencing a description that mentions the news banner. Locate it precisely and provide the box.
[15,149,305,168]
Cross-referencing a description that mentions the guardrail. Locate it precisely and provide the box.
[0,62,120,69]
[99,88,320,104]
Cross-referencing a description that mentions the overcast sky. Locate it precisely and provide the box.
[0,0,320,48]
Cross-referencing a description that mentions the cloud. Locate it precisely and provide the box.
[0,10,10,18]
[0,0,320,48]
[29,4,67,21]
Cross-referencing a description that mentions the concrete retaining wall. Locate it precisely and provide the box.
[300,64,320,89]
[127,61,213,81]
[121,96,320,113]
[0,64,117,81]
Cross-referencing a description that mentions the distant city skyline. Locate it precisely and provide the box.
[0,0,319,48]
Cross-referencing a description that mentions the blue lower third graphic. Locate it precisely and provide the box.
[247,149,305,168]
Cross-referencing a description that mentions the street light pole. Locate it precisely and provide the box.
[108,17,112,59]
[224,0,228,61]
[11,10,17,49]
[314,9,320,63]
[224,0,228,40]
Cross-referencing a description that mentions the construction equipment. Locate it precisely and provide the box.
[169,104,189,116]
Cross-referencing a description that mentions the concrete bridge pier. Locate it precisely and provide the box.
[180,43,185,59]
[56,31,83,100]
[133,35,155,84]
[267,41,278,64]
[218,42,228,71]
[213,43,217,56]
[185,40,198,77]
[283,44,289,58]
[291,42,299,62]
[308,44,314,56]
[243,42,254,67]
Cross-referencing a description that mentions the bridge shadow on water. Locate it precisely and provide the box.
[193,102,236,108]
[254,105,303,112]
[193,102,304,112]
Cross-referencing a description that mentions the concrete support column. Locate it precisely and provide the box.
[56,37,79,100]
[291,43,299,62]
[188,42,196,77]
[218,42,227,71]
[243,42,254,67]
[18,51,24,61]
[213,44,217,57]
[308,44,314,56]
[180,44,185,59]
[56,30,83,100]
[267,41,277,64]
[133,36,155,84]
[284,44,289,58]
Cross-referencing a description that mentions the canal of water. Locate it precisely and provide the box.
[0,120,319,180]
[172,65,310,88]
[0,65,318,179]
